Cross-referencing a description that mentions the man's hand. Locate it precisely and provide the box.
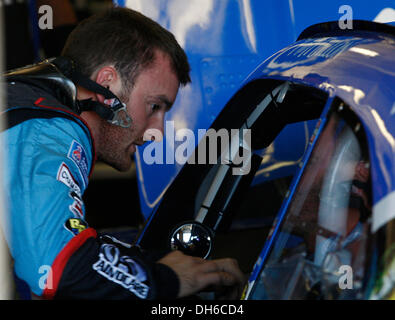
[157,250,246,299]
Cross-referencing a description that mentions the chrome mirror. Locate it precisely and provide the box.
[169,222,213,259]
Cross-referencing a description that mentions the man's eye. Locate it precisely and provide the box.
[151,103,161,111]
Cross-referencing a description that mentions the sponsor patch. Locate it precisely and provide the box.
[69,190,82,203]
[56,162,82,197]
[69,188,84,218]
[92,244,149,299]
[69,200,84,219]
[64,218,88,236]
[67,140,89,188]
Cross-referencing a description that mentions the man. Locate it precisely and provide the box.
[1,7,244,299]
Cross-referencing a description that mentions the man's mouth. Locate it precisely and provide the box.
[133,139,146,147]
[134,142,144,147]
[129,141,145,154]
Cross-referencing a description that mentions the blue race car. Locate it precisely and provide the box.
[136,20,395,300]
[119,0,395,222]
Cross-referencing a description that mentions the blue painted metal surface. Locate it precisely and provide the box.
[117,1,395,219]
[247,27,395,206]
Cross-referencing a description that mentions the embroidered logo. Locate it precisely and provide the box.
[68,190,84,218]
[56,162,82,198]
[92,244,149,299]
[64,218,88,236]
[67,140,89,187]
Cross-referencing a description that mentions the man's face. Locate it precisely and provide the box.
[98,50,180,171]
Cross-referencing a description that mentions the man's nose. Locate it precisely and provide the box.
[143,118,165,142]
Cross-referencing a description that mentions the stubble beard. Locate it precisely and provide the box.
[97,119,136,172]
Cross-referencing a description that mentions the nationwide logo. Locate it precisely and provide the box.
[92,244,149,299]
[72,145,82,162]
[67,140,89,187]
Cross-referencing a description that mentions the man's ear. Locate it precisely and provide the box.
[93,66,119,103]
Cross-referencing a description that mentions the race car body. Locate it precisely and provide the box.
[136,20,395,300]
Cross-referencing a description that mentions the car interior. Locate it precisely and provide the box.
[136,79,329,274]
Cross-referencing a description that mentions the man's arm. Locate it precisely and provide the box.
[6,114,244,299]
[52,233,245,300]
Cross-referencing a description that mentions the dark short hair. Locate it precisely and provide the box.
[61,7,191,92]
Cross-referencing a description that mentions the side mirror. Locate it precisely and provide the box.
[169,222,213,259]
